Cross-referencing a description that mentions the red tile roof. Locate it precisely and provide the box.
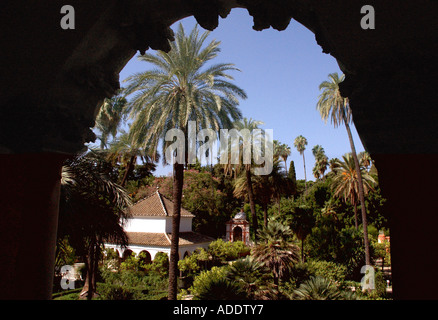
[130,191,194,218]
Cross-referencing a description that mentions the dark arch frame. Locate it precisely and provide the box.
[0,1,437,300]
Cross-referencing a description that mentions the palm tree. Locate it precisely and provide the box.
[312,145,329,180]
[331,153,376,230]
[106,131,158,186]
[226,256,275,299]
[94,90,127,149]
[289,205,315,263]
[225,118,263,238]
[274,140,291,174]
[123,23,246,300]
[58,150,132,299]
[252,221,300,286]
[292,276,356,300]
[294,135,308,190]
[233,156,289,227]
[317,72,371,266]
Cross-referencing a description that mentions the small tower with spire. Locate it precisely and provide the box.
[225,207,250,245]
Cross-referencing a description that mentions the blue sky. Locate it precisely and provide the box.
[116,8,365,181]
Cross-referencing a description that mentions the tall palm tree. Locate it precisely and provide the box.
[294,135,308,190]
[225,118,263,238]
[123,23,246,299]
[312,145,329,180]
[274,140,291,174]
[233,156,288,227]
[317,72,371,266]
[331,153,376,230]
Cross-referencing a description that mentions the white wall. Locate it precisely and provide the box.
[124,217,166,233]
[125,216,193,233]
[167,217,193,233]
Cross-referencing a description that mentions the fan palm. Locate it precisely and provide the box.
[123,23,246,300]
[289,205,315,263]
[293,276,344,300]
[252,221,300,285]
[331,153,376,230]
[226,256,275,299]
[294,135,308,190]
[317,72,371,265]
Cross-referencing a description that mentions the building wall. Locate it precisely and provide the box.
[124,217,166,233]
[105,242,210,261]
[124,216,193,233]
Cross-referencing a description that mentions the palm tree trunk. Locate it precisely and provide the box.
[301,239,305,263]
[245,167,258,241]
[302,153,307,191]
[81,241,96,300]
[168,162,184,300]
[120,155,135,187]
[353,201,359,230]
[263,202,268,228]
[342,112,370,266]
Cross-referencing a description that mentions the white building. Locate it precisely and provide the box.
[105,191,214,262]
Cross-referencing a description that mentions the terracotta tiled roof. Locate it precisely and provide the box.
[130,191,194,218]
[126,232,214,246]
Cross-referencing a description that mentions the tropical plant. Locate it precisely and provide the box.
[190,266,247,300]
[123,23,246,299]
[317,72,371,265]
[294,135,308,190]
[58,150,132,299]
[274,140,291,174]
[94,90,127,149]
[224,118,263,238]
[289,205,315,262]
[311,145,329,180]
[292,276,355,300]
[233,156,289,227]
[331,153,376,230]
[252,221,300,285]
[226,256,276,299]
[106,131,157,186]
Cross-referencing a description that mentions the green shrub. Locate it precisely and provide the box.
[292,276,358,300]
[306,260,347,284]
[208,239,250,262]
[190,266,244,299]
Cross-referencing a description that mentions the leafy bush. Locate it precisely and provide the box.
[208,239,250,262]
[292,276,357,300]
[306,260,347,284]
[190,266,248,300]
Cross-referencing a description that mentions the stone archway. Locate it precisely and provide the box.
[233,226,243,242]
[139,250,152,265]
[122,249,134,261]
[1,1,437,299]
